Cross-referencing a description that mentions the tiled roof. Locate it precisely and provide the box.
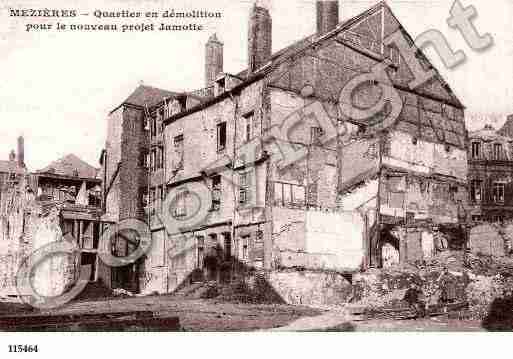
[123,85,182,108]
[168,1,463,125]
[36,154,99,179]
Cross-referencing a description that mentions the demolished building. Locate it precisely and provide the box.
[101,1,469,301]
[0,152,105,298]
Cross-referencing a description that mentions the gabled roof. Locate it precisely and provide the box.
[0,160,25,174]
[123,85,181,108]
[36,154,99,179]
[166,1,464,125]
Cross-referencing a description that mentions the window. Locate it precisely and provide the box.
[172,191,187,217]
[449,186,459,201]
[173,135,184,171]
[471,142,481,159]
[156,187,163,207]
[141,188,149,208]
[470,180,482,203]
[493,143,503,160]
[311,126,324,145]
[493,215,504,223]
[211,175,221,211]
[159,186,165,202]
[243,112,254,142]
[154,146,163,170]
[241,236,249,261]
[493,182,505,203]
[239,172,249,204]
[197,236,205,268]
[151,117,157,138]
[140,149,149,168]
[149,188,156,213]
[274,182,306,207]
[224,233,232,261]
[385,45,401,67]
[150,149,156,172]
[217,122,227,152]
[157,110,164,134]
[472,215,483,222]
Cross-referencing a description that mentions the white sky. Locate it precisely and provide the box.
[0,0,511,171]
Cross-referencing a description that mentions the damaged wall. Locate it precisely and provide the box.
[272,208,365,272]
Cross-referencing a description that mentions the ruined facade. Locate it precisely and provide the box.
[0,151,104,297]
[101,1,469,299]
[468,124,513,223]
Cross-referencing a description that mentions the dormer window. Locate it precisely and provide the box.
[471,142,481,159]
[215,76,226,96]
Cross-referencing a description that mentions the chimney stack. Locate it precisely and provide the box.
[248,2,272,73]
[17,136,24,168]
[205,33,224,87]
[316,1,339,35]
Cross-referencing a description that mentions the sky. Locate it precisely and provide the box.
[0,0,511,171]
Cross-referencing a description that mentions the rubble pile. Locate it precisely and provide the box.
[352,251,513,322]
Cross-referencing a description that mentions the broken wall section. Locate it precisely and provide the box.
[272,208,365,272]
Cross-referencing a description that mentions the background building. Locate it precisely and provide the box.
[468,123,513,222]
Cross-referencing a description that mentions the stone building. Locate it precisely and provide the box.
[0,151,105,297]
[100,83,215,291]
[32,154,104,282]
[467,123,513,223]
[102,1,469,298]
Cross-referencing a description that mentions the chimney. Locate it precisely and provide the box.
[8,150,15,162]
[17,136,24,168]
[248,2,272,73]
[316,1,339,35]
[205,33,224,87]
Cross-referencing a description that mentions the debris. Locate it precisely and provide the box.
[112,288,134,297]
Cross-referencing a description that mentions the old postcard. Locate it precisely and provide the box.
[0,0,512,355]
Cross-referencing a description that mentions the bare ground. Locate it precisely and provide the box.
[1,294,491,332]
[34,295,323,331]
